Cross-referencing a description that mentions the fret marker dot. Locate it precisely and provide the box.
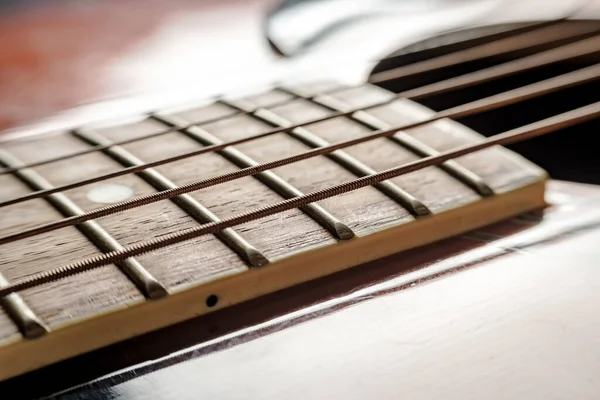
[87,183,134,204]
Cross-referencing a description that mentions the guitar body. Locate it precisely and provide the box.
[0,1,599,398]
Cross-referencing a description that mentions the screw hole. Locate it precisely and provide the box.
[206,294,218,307]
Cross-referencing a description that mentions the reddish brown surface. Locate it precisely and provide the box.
[0,0,278,130]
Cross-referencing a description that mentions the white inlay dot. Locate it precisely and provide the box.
[87,183,134,204]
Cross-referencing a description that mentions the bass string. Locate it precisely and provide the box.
[2,18,598,205]
[1,61,599,245]
[0,100,599,298]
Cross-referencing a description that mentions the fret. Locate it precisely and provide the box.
[361,102,545,193]
[72,128,269,268]
[257,90,481,213]
[0,158,145,342]
[285,84,544,193]
[300,88,495,197]
[180,94,420,238]
[0,273,49,339]
[225,100,430,216]
[0,174,64,236]
[31,131,252,294]
[0,81,549,381]
[88,116,172,143]
[0,150,167,300]
[115,125,340,263]
[0,176,50,338]
[154,102,238,130]
[152,113,355,241]
[0,131,93,169]
[0,220,145,368]
[0,307,20,344]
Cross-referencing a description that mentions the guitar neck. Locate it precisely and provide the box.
[0,82,546,380]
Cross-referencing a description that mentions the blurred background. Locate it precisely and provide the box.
[0,0,594,134]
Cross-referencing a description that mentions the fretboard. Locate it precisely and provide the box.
[0,82,546,380]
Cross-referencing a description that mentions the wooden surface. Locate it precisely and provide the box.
[0,180,596,399]
[0,83,547,381]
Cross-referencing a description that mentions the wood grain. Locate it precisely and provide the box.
[0,83,547,380]
[122,119,341,261]
[56,149,251,292]
[0,132,90,165]
[265,98,481,212]
[0,175,63,235]
[78,188,598,400]
[0,156,147,339]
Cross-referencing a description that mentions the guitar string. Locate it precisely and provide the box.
[0,92,302,175]
[0,101,598,298]
[0,20,561,176]
[0,20,600,180]
[0,4,593,345]
[2,31,600,209]
[0,5,595,344]
[0,61,598,246]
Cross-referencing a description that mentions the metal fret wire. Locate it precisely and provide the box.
[1,62,599,245]
[3,39,600,210]
[1,101,599,298]
[0,90,299,175]
[151,114,355,240]
[0,150,169,300]
[71,129,271,267]
[1,23,599,201]
[228,97,433,216]
[292,90,495,197]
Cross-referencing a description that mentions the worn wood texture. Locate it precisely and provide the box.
[0,83,547,380]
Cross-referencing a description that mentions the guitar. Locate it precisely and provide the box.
[1,0,600,398]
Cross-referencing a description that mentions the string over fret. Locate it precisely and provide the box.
[2,99,598,299]
[310,93,495,197]
[2,61,600,246]
[152,113,356,241]
[0,273,49,339]
[73,129,270,268]
[242,104,431,216]
[0,150,168,300]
